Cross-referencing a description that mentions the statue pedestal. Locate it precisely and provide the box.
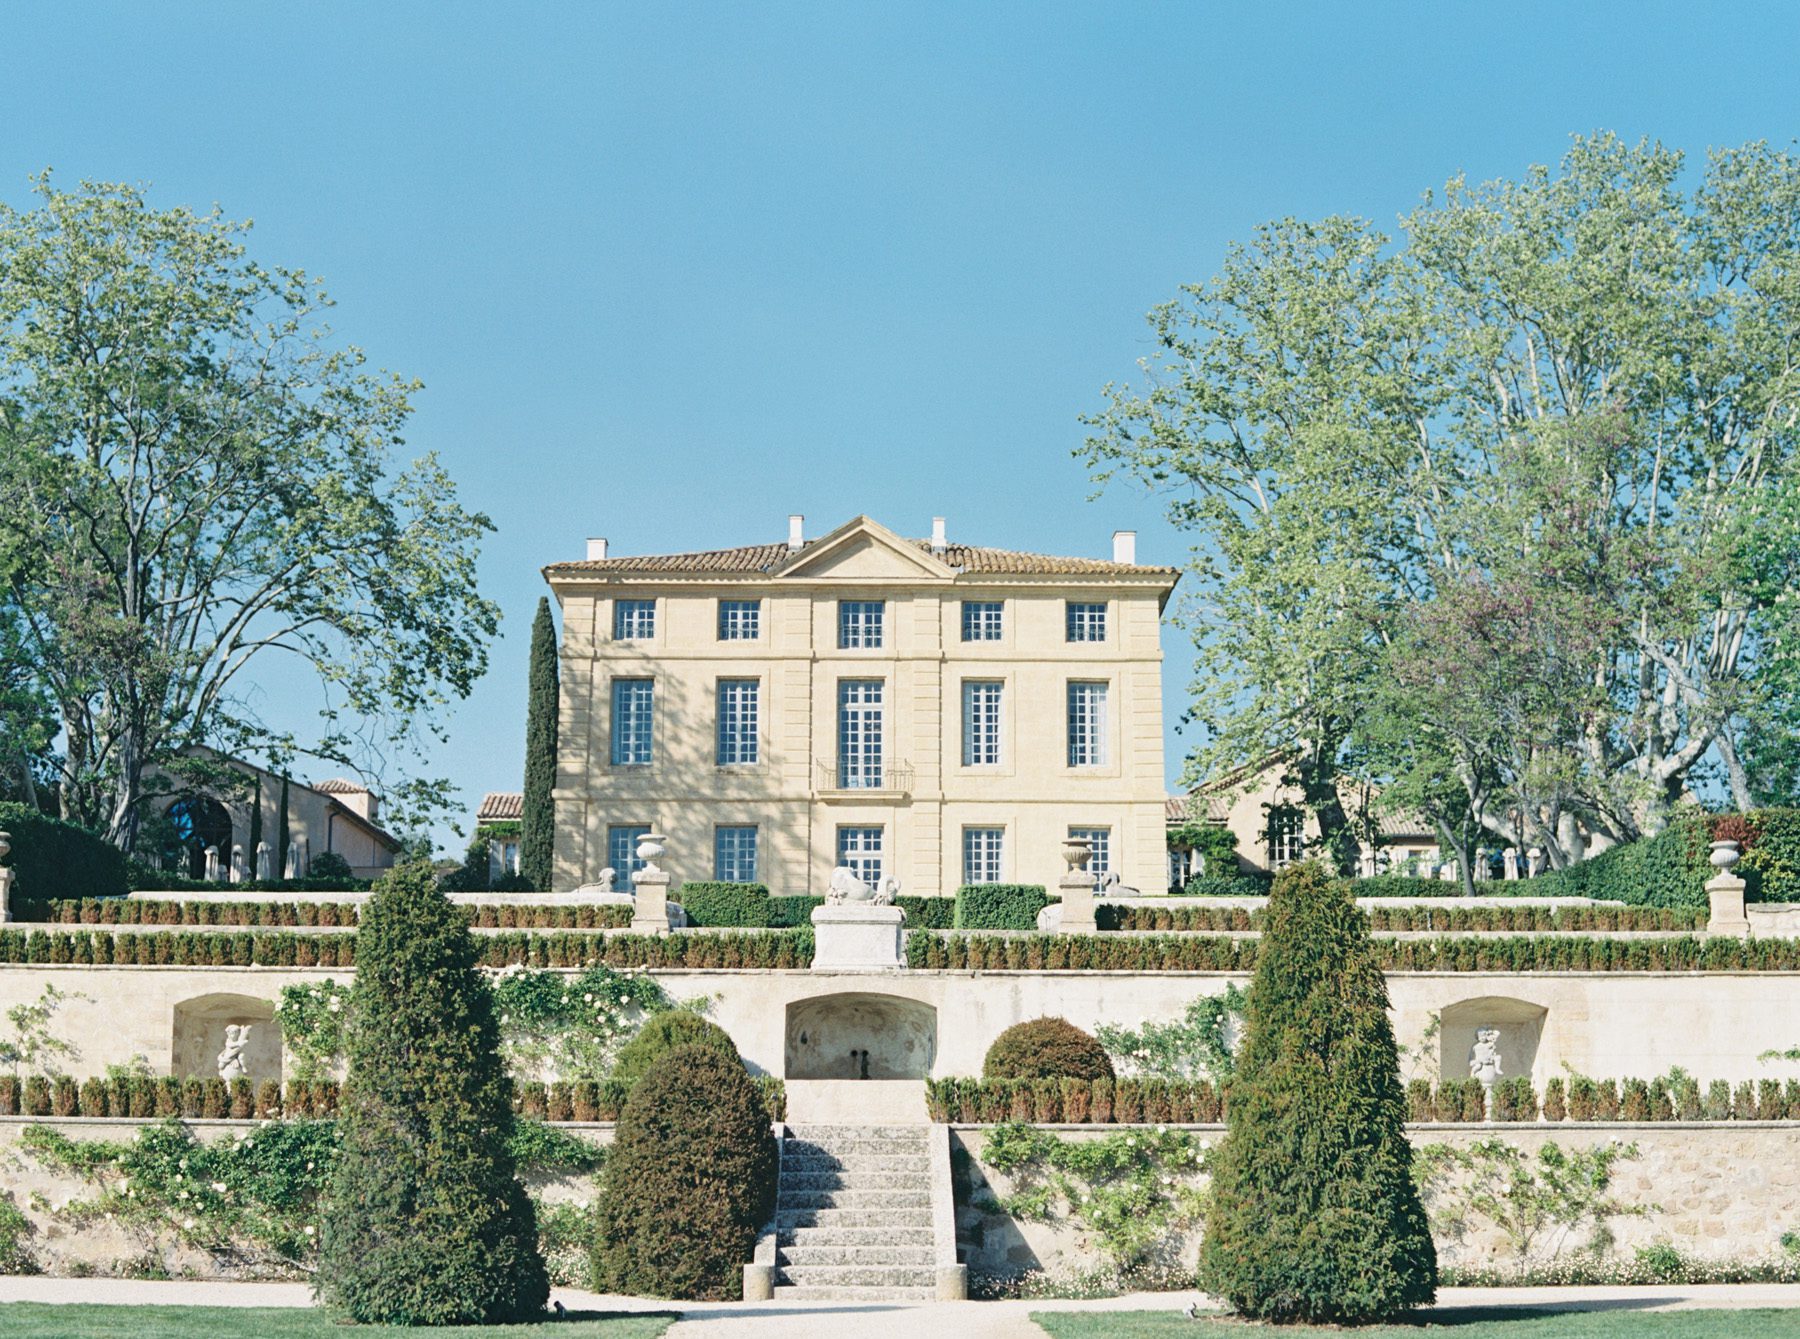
[810,903,905,970]
[1707,872,1750,938]
[1058,870,1097,934]
[0,867,12,924]
[630,868,678,935]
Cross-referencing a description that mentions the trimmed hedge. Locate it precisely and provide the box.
[610,1010,739,1092]
[1178,873,1272,897]
[0,802,128,901]
[954,883,1051,930]
[926,1075,1225,1124]
[19,898,362,928]
[679,884,957,929]
[1099,902,1703,933]
[982,1017,1114,1081]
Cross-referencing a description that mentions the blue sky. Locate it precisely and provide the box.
[6,2,1799,850]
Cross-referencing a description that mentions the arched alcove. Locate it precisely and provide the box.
[164,795,234,880]
[1439,995,1548,1086]
[784,993,937,1080]
[171,993,281,1082]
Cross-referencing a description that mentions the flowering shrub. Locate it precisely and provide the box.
[489,963,670,1081]
[273,980,353,1082]
[1096,984,1246,1081]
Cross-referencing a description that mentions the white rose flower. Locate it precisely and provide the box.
[211,1182,227,1193]
[182,1219,195,1230]
[304,1225,316,1237]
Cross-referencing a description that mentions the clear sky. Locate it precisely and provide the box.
[6,2,1799,850]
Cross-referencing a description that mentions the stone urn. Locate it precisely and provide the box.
[1061,836,1093,874]
[1710,840,1742,872]
[635,831,668,875]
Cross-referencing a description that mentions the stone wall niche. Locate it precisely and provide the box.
[1438,995,1548,1087]
[171,993,281,1083]
[784,992,937,1080]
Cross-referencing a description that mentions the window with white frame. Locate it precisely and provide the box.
[837,826,883,886]
[837,679,884,788]
[716,679,760,765]
[838,600,885,649]
[962,827,1004,884]
[611,679,654,765]
[961,680,1002,766]
[488,838,521,880]
[608,824,649,891]
[1168,847,1195,892]
[1268,810,1305,869]
[714,825,758,883]
[961,600,1003,642]
[613,599,656,640]
[1069,826,1110,875]
[1066,681,1108,766]
[718,599,761,641]
[1065,601,1107,642]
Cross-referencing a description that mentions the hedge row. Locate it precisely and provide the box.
[1098,903,1706,934]
[127,866,370,894]
[674,883,956,929]
[512,1075,785,1124]
[954,884,1053,930]
[904,932,1800,973]
[1406,1075,1800,1123]
[0,801,129,901]
[465,904,633,930]
[0,1073,339,1119]
[15,898,638,931]
[926,1075,1225,1124]
[471,929,815,970]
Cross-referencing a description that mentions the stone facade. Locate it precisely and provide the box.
[542,515,1178,897]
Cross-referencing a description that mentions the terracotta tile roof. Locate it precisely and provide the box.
[544,538,1177,578]
[478,791,523,822]
[311,777,368,795]
[1166,793,1231,824]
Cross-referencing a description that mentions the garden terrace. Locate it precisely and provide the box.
[13,897,634,931]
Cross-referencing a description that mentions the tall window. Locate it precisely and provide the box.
[611,679,654,765]
[961,600,1003,642]
[1065,601,1107,642]
[718,599,761,641]
[1168,847,1195,892]
[962,827,1004,884]
[1268,810,1305,869]
[837,826,883,885]
[1066,681,1108,766]
[837,679,884,788]
[614,599,656,640]
[714,825,759,883]
[1069,826,1110,876]
[608,824,649,891]
[961,680,1002,766]
[839,600,885,649]
[716,679,760,765]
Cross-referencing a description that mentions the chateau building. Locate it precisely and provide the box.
[542,514,1178,898]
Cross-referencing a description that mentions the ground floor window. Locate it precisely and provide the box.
[488,837,521,880]
[714,824,759,883]
[1268,808,1304,869]
[962,826,1004,884]
[1068,826,1110,877]
[836,826,884,886]
[608,824,650,890]
[1168,846,1195,891]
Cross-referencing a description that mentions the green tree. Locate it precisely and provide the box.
[245,773,262,876]
[1200,862,1436,1323]
[0,175,499,850]
[1085,135,1800,865]
[275,775,290,879]
[316,860,548,1324]
[520,597,558,891]
[594,1043,777,1300]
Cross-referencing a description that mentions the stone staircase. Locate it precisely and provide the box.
[773,1124,940,1300]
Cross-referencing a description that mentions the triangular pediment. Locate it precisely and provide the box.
[773,516,956,582]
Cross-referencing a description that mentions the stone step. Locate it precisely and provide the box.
[780,1225,935,1249]
[777,1265,938,1290]
[780,1152,926,1175]
[771,1285,938,1302]
[777,1187,930,1211]
[779,1244,936,1268]
[787,1128,930,1145]
[784,1139,929,1158]
[779,1169,932,1193]
[777,1207,933,1231]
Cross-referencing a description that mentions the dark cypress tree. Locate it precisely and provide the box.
[275,774,290,879]
[245,774,262,877]
[316,860,548,1323]
[1199,861,1436,1323]
[520,597,559,892]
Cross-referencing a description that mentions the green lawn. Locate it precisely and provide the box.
[1033,1309,1800,1339]
[0,1303,676,1338]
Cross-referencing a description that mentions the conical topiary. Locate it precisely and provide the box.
[1199,861,1436,1323]
[316,860,549,1323]
[520,596,559,892]
[594,1043,777,1300]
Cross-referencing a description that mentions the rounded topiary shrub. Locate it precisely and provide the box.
[983,1016,1115,1081]
[1199,862,1436,1324]
[315,860,548,1324]
[594,1043,778,1300]
[610,1009,739,1092]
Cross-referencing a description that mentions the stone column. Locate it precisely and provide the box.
[230,845,245,884]
[0,831,13,924]
[629,832,677,935]
[1707,840,1750,938]
[1059,836,1097,934]
[204,845,221,882]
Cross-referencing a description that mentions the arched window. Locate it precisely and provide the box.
[164,796,234,880]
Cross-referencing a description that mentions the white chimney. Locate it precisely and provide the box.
[787,514,805,551]
[1112,530,1136,565]
[931,516,947,555]
[586,537,609,561]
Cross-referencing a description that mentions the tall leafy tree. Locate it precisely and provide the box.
[1086,135,1800,864]
[0,175,499,849]
[275,774,290,879]
[317,860,548,1323]
[519,596,558,891]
